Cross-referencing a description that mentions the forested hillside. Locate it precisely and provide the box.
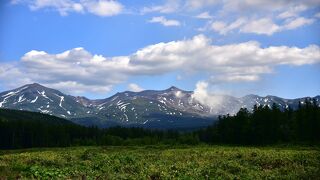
[0,99,319,149]
[198,100,320,144]
[0,109,100,149]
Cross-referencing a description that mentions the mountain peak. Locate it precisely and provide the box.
[12,83,53,93]
[16,83,62,95]
[166,86,181,91]
[28,83,44,88]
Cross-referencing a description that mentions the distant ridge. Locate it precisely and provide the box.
[0,83,319,129]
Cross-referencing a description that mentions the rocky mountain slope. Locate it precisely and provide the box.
[0,83,319,128]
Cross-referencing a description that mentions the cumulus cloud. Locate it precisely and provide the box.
[128,83,144,92]
[148,16,181,27]
[12,0,123,16]
[1,35,319,94]
[0,63,33,88]
[3,47,130,94]
[130,35,320,72]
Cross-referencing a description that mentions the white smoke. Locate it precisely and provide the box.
[175,91,183,98]
[191,81,225,110]
[128,83,144,92]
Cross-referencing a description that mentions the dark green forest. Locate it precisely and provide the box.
[0,99,319,149]
[198,100,320,145]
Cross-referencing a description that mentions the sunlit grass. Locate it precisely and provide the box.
[0,145,319,179]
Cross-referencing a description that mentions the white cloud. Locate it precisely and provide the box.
[210,18,247,35]
[142,0,318,35]
[283,17,315,30]
[142,0,319,15]
[210,74,261,83]
[1,35,319,94]
[148,16,181,26]
[211,18,280,35]
[141,0,180,14]
[209,16,315,35]
[129,35,320,80]
[222,0,319,14]
[12,0,319,33]
[0,63,33,88]
[210,21,226,32]
[195,11,212,19]
[184,0,218,10]
[128,83,144,92]
[315,12,320,18]
[240,18,281,35]
[43,81,112,94]
[141,0,218,14]
[220,1,318,35]
[82,0,123,17]
[277,5,307,19]
[12,0,123,16]
[28,0,84,15]
[15,47,130,94]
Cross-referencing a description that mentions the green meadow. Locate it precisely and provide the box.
[0,145,319,179]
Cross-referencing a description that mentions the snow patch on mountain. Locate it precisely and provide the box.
[31,96,38,103]
[0,93,15,107]
[37,90,53,102]
[18,95,26,103]
[54,93,65,109]
[0,86,31,107]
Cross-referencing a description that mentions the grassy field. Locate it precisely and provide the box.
[0,145,319,179]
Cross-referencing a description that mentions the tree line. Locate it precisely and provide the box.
[197,99,320,145]
[0,99,319,149]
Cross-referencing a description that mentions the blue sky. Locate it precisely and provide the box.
[0,0,320,99]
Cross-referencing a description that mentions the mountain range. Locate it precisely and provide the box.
[0,83,319,129]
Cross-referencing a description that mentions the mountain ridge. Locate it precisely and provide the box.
[0,83,319,129]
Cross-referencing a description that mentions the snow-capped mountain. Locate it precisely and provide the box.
[0,83,319,128]
[0,83,90,118]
